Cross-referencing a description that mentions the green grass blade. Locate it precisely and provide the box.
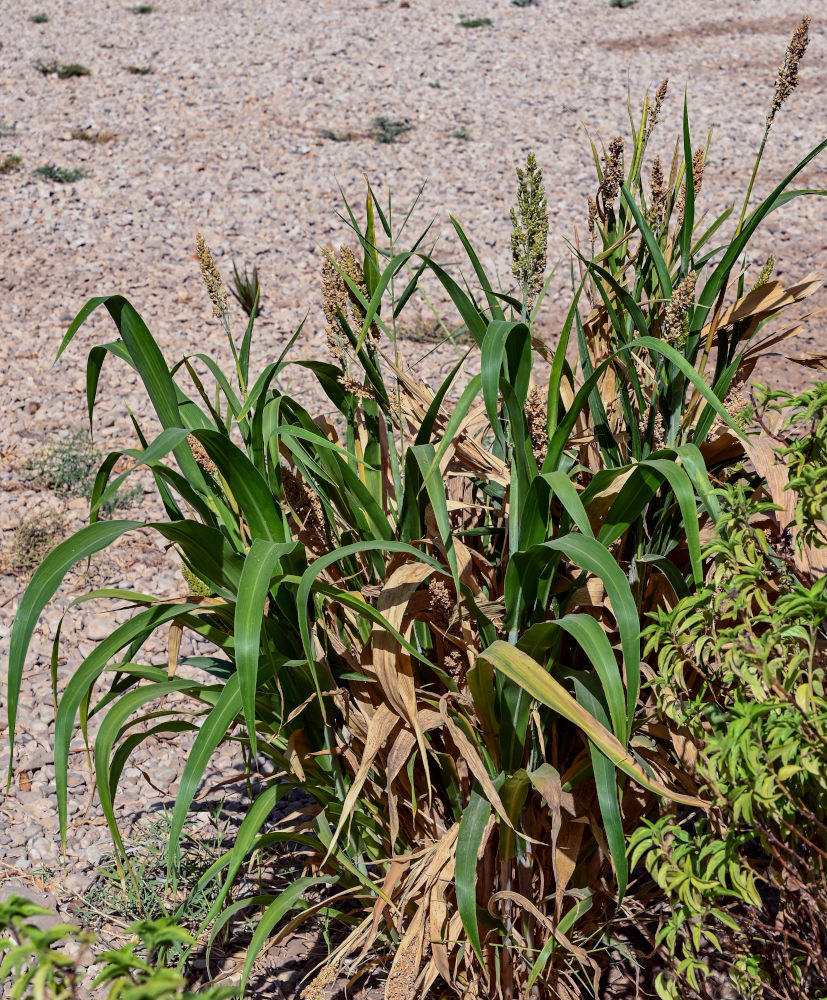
[455,786,492,968]
[7,520,143,781]
[478,641,703,806]
[234,539,291,756]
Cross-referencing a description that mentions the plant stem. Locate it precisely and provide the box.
[735,125,771,237]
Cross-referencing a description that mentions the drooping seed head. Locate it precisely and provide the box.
[662,270,697,346]
[187,433,218,479]
[645,78,668,140]
[525,385,548,466]
[339,244,379,349]
[648,155,667,227]
[600,136,625,206]
[587,196,597,244]
[321,249,348,362]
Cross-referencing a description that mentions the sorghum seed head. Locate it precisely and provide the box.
[600,136,624,205]
[753,255,776,289]
[196,233,228,319]
[645,78,668,139]
[510,151,549,310]
[768,15,810,128]
[662,270,697,346]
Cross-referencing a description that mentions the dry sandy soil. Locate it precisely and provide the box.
[0,0,825,993]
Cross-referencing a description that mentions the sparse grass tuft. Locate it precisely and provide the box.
[0,118,16,137]
[458,15,492,27]
[319,128,357,142]
[35,163,88,183]
[229,261,261,318]
[125,64,154,75]
[36,60,91,78]
[428,80,442,89]
[0,155,22,174]
[608,0,637,6]
[372,116,414,143]
[129,3,154,11]
[512,0,537,5]
[29,11,49,22]
[70,128,118,143]
[76,812,229,940]
[450,126,471,140]
[9,511,65,574]
[21,428,141,513]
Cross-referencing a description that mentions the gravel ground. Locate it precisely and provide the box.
[0,0,825,992]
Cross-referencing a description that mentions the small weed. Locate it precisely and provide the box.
[230,261,261,318]
[401,315,470,347]
[21,428,141,514]
[70,128,118,143]
[512,0,537,5]
[126,64,154,75]
[450,126,471,140]
[0,118,16,137]
[372,116,414,144]
[458,15,492,27]
[35,164,88,183]
[428,81,442,89]
[319,128,357,142]
[129,3,154,11]
[76,812,229,938]
[0,155,22,174]
[29,11,49,22]
[9,511,65,574]
[608,0,637,6]
[36,60,91,78]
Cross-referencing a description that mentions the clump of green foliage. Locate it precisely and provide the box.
[29,11,49,22]
[70,128,118,143]
[126,64,154,75]
[8,511,65,574]
[0,895,233,1000]
[34,164,88,183]
[22,429,141,513]
[640,450,827,998]
[77,812,230,942]
[371,115,413,143]
[0,155,22,174]
[458,15,492,27]
[229,261,261,319]
[319,128,357,142]
[129,3,154,12]
[36,61,90,78]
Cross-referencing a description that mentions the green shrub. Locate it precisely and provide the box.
[34,164,88,183]
[0,895,233,1000]
[8,511,65,574]
[36,61,90,78]
[22,428,142,514]
[641,459,827,998]
[126,64,154,75]
[229,261,260,319]
[70,128,118,143]
[6,17,825,1000]
[371,115,413,143]
[0,154,22,174]
[29,11,49,22]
